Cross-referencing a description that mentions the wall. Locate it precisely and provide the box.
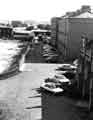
[57,18,93,61]
[51,17,61,47]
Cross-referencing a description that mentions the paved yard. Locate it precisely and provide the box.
[0,63,93,120]
[0,64,58,120]
[26,42,45,63]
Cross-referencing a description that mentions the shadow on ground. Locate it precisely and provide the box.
[41,89,93,120]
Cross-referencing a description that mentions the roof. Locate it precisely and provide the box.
[74,11,93,18]
[31,29,51,33]
[62,11,93,19]
[0,25,12,29]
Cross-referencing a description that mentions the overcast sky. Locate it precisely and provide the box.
[0,0,93,22]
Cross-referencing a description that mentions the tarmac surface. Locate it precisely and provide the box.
[0,63,93,120]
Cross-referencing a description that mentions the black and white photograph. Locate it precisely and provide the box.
[0,0,93,120]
